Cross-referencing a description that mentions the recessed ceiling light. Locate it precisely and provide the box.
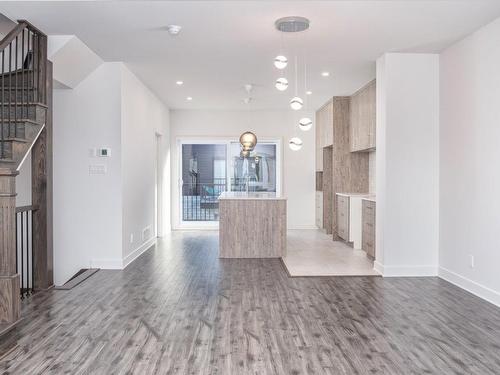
[321,72,330,77]
[186,96,193,101]
[176,80,184,86]
[306,90,312,95]
[167,25,182,36]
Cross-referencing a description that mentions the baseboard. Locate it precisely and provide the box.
[375,263,438,277]
[373,261,384,275]
[288,225,318,230]
[123,238,157,269]
[90,258,123,270]
[439,267,500,308]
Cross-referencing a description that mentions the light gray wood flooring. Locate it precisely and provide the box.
[1,231,500,374]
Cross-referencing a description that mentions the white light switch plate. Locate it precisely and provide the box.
[89,165,107,175]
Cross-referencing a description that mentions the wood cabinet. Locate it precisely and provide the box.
[336,195,349,241]
[362,199,376,259]
[350,80,376,152]
[315,100,334,171]
[316,191,323,229]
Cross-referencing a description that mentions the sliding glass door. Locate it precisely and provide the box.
[181,143,227,222]
[179,139,281,224]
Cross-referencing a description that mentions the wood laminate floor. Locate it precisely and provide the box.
[1,231,500,374]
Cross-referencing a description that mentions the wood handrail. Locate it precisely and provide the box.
[0,21,28,51]
[16,205,40,213]
[16,20,47,37]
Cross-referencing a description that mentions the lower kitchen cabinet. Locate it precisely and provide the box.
[336,194,349,241]
[316,191,323,229]
[362,199,376,259]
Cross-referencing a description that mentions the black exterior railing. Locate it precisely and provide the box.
[16,205,38,298]
[182,180,226,221]
[0,20,47,159]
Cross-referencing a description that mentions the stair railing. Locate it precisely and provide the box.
[0,20,47,160]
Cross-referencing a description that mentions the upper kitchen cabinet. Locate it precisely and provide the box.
[350,80,376,152]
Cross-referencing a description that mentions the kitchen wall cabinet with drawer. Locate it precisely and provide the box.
[362,199,376,259]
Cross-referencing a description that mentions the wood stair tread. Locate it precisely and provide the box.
[0,102,48,108]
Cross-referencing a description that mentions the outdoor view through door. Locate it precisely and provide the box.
[181,141,279,222]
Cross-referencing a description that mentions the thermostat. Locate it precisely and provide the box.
[98,148,111,157]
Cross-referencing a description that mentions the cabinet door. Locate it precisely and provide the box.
[315,108,323,171]
[350,80,376,152]
[316,192,323,228]
[324,101,334,147]
[337,195,349,241]
[362,200,376,258]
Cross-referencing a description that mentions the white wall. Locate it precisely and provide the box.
[439,17,500,306]
[54,63,123,285]
[170,110,315,230]
[121,65,170,265]
[376,53,440,276]
[53,62,170,285]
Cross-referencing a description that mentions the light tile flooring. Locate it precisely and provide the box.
[283,229,380,276]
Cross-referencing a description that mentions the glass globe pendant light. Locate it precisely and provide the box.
[275,77,288,91]
[240,131,257,151]
[299,117,313,131]
[274,55,288,69]
[289,137,303,151]
[290,55,303,110]
[290,96,303,110]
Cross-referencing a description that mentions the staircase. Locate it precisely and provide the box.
[0,20,50,329]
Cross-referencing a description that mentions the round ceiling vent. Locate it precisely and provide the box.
[275,16,310,33]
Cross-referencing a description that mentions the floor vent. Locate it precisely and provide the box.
[54,268,99,290]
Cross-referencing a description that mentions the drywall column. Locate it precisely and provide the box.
[375,53,439,276]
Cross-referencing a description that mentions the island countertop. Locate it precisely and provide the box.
[218,191,287,200]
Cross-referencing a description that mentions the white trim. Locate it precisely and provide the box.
[439,267,500,308]
[123,237,157,269]
[373,260,384,275]
[90,258,123,270]
[375,263,438,277]
[288,225,318,230]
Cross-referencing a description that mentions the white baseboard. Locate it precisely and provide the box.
[375,262,438,277]
[123,237,157,269]
[90,258,123,270]
[439,267,500,308]
[288,225,318,230]
[91,238,157,270]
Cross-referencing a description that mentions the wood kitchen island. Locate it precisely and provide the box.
[218,192,287,258]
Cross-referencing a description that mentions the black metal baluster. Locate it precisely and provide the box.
[1,50,3,159]
[20,211,24,298]
[26,210,30,295]
[26,30,29,119]
[15,36,18,138]
[8,42,12,138]
[31,210,34,294]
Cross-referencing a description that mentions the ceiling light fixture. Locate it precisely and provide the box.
[275,77,288,91]
[289,137,303,151]
[176,80,184,86]
[167,25,182,36]
[321,71,330,77]
[186,96,193,101]
[306,90,312,95]
[299,117,313,131]
[274,55,288,70]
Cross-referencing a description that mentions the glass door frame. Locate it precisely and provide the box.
[175,137,282,229]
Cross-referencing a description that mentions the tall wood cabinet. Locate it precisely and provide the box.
[350,80,376,152]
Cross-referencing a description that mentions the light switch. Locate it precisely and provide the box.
[89,165,107,175]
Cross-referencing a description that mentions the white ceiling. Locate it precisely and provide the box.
[2,1,500,110]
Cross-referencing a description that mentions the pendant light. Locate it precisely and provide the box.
[274,55,288,69]
[290,56,303,110]
[275,77,288,91]
[289,137,303,151]
[299,58,312,131]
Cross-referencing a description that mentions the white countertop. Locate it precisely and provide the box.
[336,192,376,202]
[218,191,287,200]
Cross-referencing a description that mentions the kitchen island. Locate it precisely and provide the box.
[218,192,287,258]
